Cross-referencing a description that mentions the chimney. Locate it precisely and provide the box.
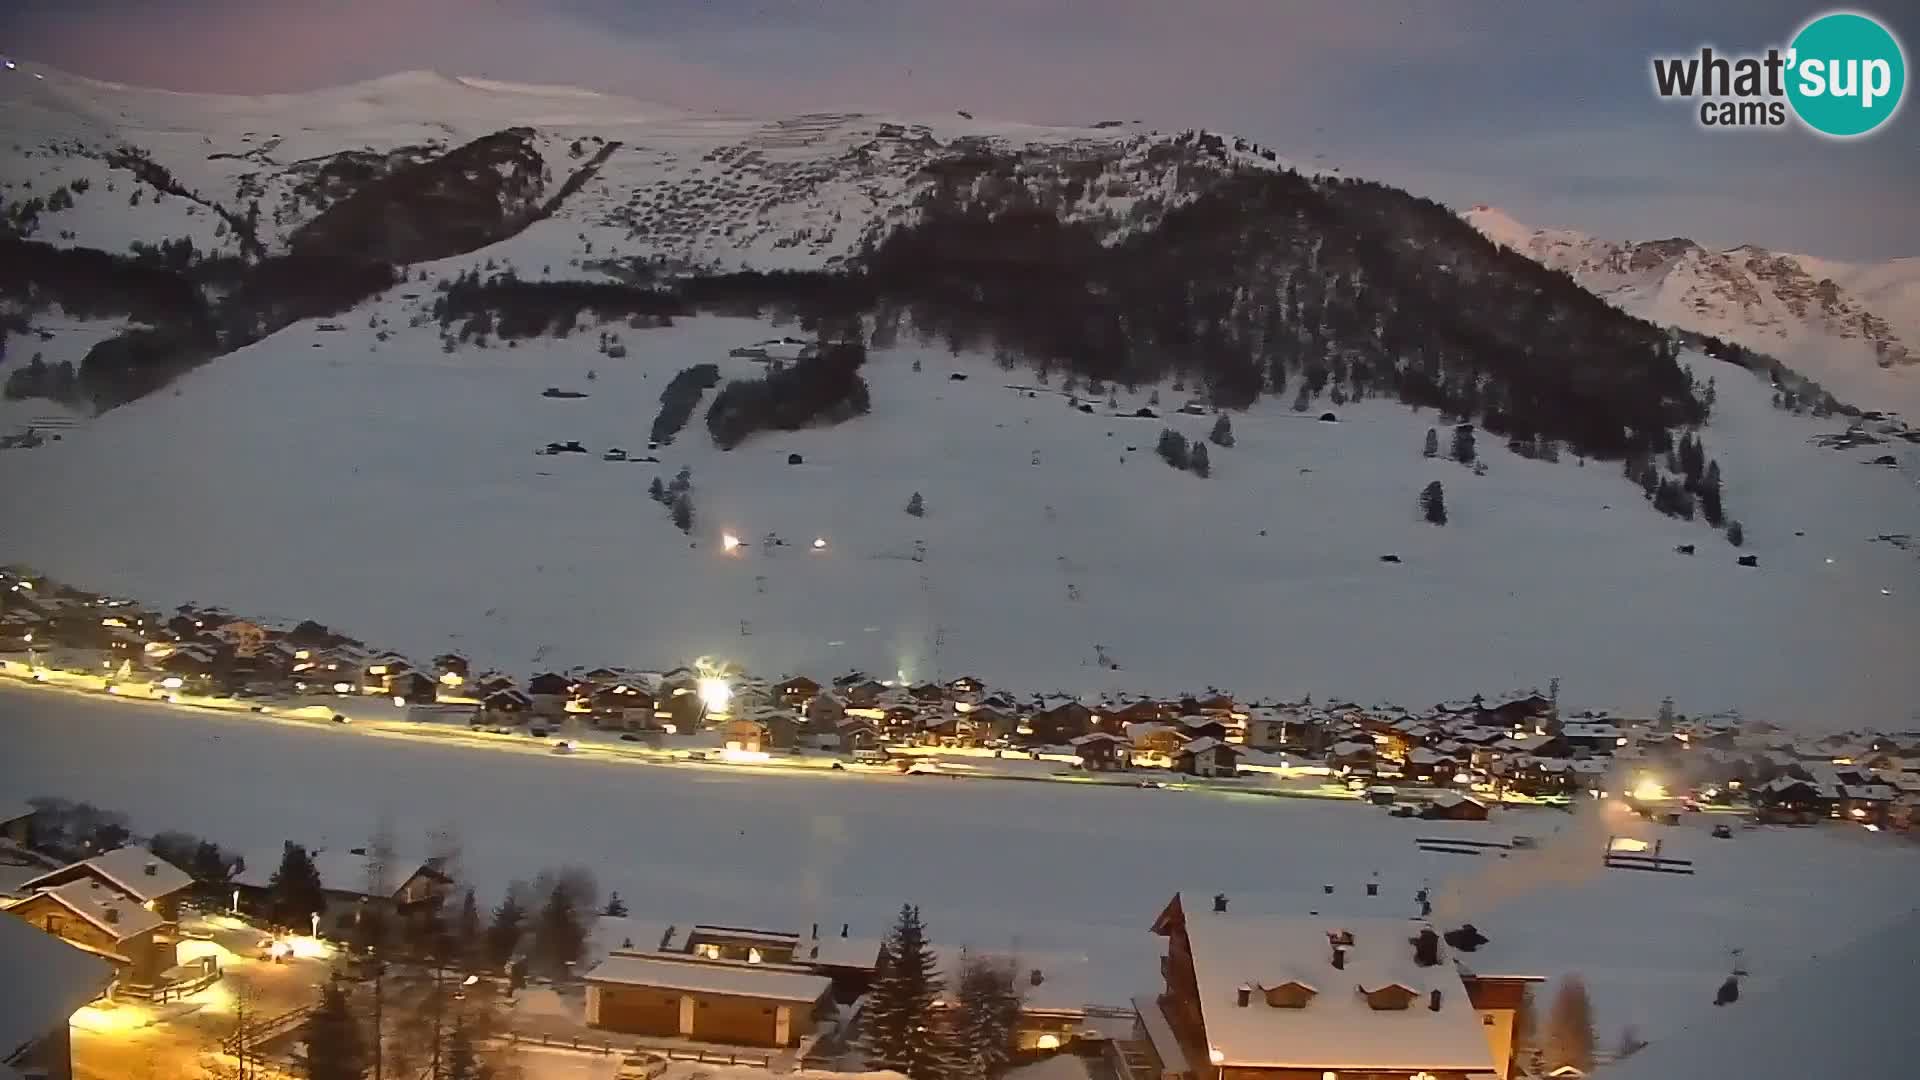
[811,922,819,939]
[1213,893,1229,913]
[1235,985,1252,1007]
[1331,945,1346,970]
[105,906,121,925]
[1414,928,1440,967]
[145,861,158,877]
[1365,881,1379,897]
[1029,968,1045,987]
[1429,989,1443,1012]
[1322,884,1334,895]
[841,923,850,938]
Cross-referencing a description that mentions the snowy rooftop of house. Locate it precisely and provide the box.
[584,951,832,1002]
[231,845,431,895]
[0,801,31,825]
[22,845,192,904]
[29,877,167,941]
[1561,723,1624,739]
[806,934,884,970]
[1600,908,1919,1080]
[1179,912,1495,1072]
[1179,736,1237,756]
[0,908,113,1061]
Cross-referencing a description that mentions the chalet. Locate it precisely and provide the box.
[1126,722,1188,760]
[880,704,921,735]
[805,692,847,730]
[843,679,889,707]
[908,682,947,704]
[1244,708,1302,751]
[527,672,572,717]
[1405,747,1466,786]
[1327,739,1378,774]
[1477,692,1553,728]
[1028,700,1094,745]
[718,718,769,754]
[1174,737,1242,778]
[584,950,834,1047]
[431,653,470,683]
[0,908,114,1078]
[835,719,882,754]
[472,671,517,697]
[1113,699,1172,726]
[1559,722,1626,755]
[946,675,985,695]
[1754,776,1836,821]
[1,802,34,847]
[1422,793,1491,822]
[591,684,657,729]
[1176,716,1231,743]
[20,847,193,922]
[1070,732,1130,772]
[1143,893,1536,1080]
[482,688,533,725]
[773,676,821,707]
[1838,783,1895,826]
[387,670,437,704]
[959,705,1017,743]
[7,876,176,988]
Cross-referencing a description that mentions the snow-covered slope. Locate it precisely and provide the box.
[1464,206,1920,415]
[0,63,1271,271]
[1,290,1915,726]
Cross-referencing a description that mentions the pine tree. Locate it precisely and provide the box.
[671,492,694,533]
[906,492,926,517]
[303,979,369,1080]
[953,953,1022,1080]
[1209,415,1234,447]
[1156,428,1189,469]
[861,904,953,1080]
[486,890,526,970]
[1422,428,1438,458]
[1544,976,1596,1075]
[601,891,628,917]
[1450,424,1477,465]
[1420,481,1447,525]
[1189,442,1211,477]
[648,477,666,502]
[454,888,483,971]
[1617,1024,1646,1059]
[1290,384,1310,412]
[443,1016,487,1080]
[532,883,586,978]
[1726,520,1745,547]
[267,842,325,930]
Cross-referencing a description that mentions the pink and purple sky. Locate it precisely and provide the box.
[4,0,1914,259]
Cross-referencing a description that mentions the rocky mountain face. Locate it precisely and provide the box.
[1464,205,1920,414]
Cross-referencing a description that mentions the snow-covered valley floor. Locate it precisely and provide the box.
[5,687,1918,1054]
[2,306,1917,727]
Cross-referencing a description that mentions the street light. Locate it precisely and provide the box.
[311,911,320,938]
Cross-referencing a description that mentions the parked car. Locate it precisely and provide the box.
[1712,823,1734,839]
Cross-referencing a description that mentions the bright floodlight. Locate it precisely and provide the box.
[721,533,742,553]
[1632,777,1666,802]
[4,61,16,71]
[698,676,731,713]
[812,537,827,549]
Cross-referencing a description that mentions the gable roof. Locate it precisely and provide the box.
[21,846,192,904]
[0,910,113,1064]
[1175,911,1493,1072]
[584,951,831,1002]
[19,878,166,942]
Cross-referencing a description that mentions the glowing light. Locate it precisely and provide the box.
[4,61,15,71]
[1036,1034,1062,1051]
[812,537,827,549]
[698,677,732,713]
[161,676,184,689]
[1208,1049,1225,1065]
[1850,807,1867,819]
[1616,737,1629,746]
[719,747,771,764]
[662,723,678,734]
[1451,772,1473,785]
[954,702,973,713]
[392,696,407,707]
[332,682,353,694]
[440,671,463,686]
[1632,778,1667,802]
[721,533,743,553]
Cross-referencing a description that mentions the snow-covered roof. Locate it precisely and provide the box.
[806,935,884,970]
[22,846,192,904]
[1069,732,1127,746]
[1839,783,1895,801]
[584,951,832,1002]
[1431,792,1484,809]
[1179,736,1239,757]
[0,802,31,826]
[25,878,166,941]
[1601,909,1919,1080]
[1178,912,1495,1072]
[0,909,113,1060]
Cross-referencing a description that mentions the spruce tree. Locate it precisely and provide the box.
[953,953,1022,1080]
[1726,520,1745,547]
[1156,428,1189,469]
[601,891,628,917]
[267,842,325,930]
[1209,415,1234,447]
[861,904,953,1080]
[1450,424,1477,465]
[1423,428,1439,458]
[1290,384,1310,412]
[303,979,369,1080]
[906,492,926,517]
[648,477,666,502]
[486,889,526,970]
[1543,976,1596,1075]
[444,1016,486,1080]
[671,492,694,533]
[532,883,587,978]
[1189,442,1211,477]
[1420,481,1448,525]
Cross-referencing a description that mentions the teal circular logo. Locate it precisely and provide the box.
[1787,11,1906,137]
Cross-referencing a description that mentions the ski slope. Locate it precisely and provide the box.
[1,294,1915,726]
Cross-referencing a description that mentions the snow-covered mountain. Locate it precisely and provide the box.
[1464,205,1920,415]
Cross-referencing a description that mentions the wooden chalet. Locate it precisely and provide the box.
[585,950,834,1047]
[0,908,115,1075]
[1028,700,1094,745]
[773,675,821,707]
[1070,732,1130,772]
[13,847,194,990]
[1175,737,1243,778]
[1422,793,1491,822]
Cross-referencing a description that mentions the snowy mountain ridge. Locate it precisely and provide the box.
[1464,205,1920,415]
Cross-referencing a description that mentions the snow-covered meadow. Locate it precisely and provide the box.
[5,687,1918,1052]
[2,301,1916,725]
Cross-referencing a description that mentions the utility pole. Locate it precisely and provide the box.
[371,954,384,1080]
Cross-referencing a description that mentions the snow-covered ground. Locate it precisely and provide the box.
[3,302,1917,726]
[5,687,1918,1057]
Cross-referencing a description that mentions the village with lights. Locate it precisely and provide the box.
[5,559,1920,1080]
